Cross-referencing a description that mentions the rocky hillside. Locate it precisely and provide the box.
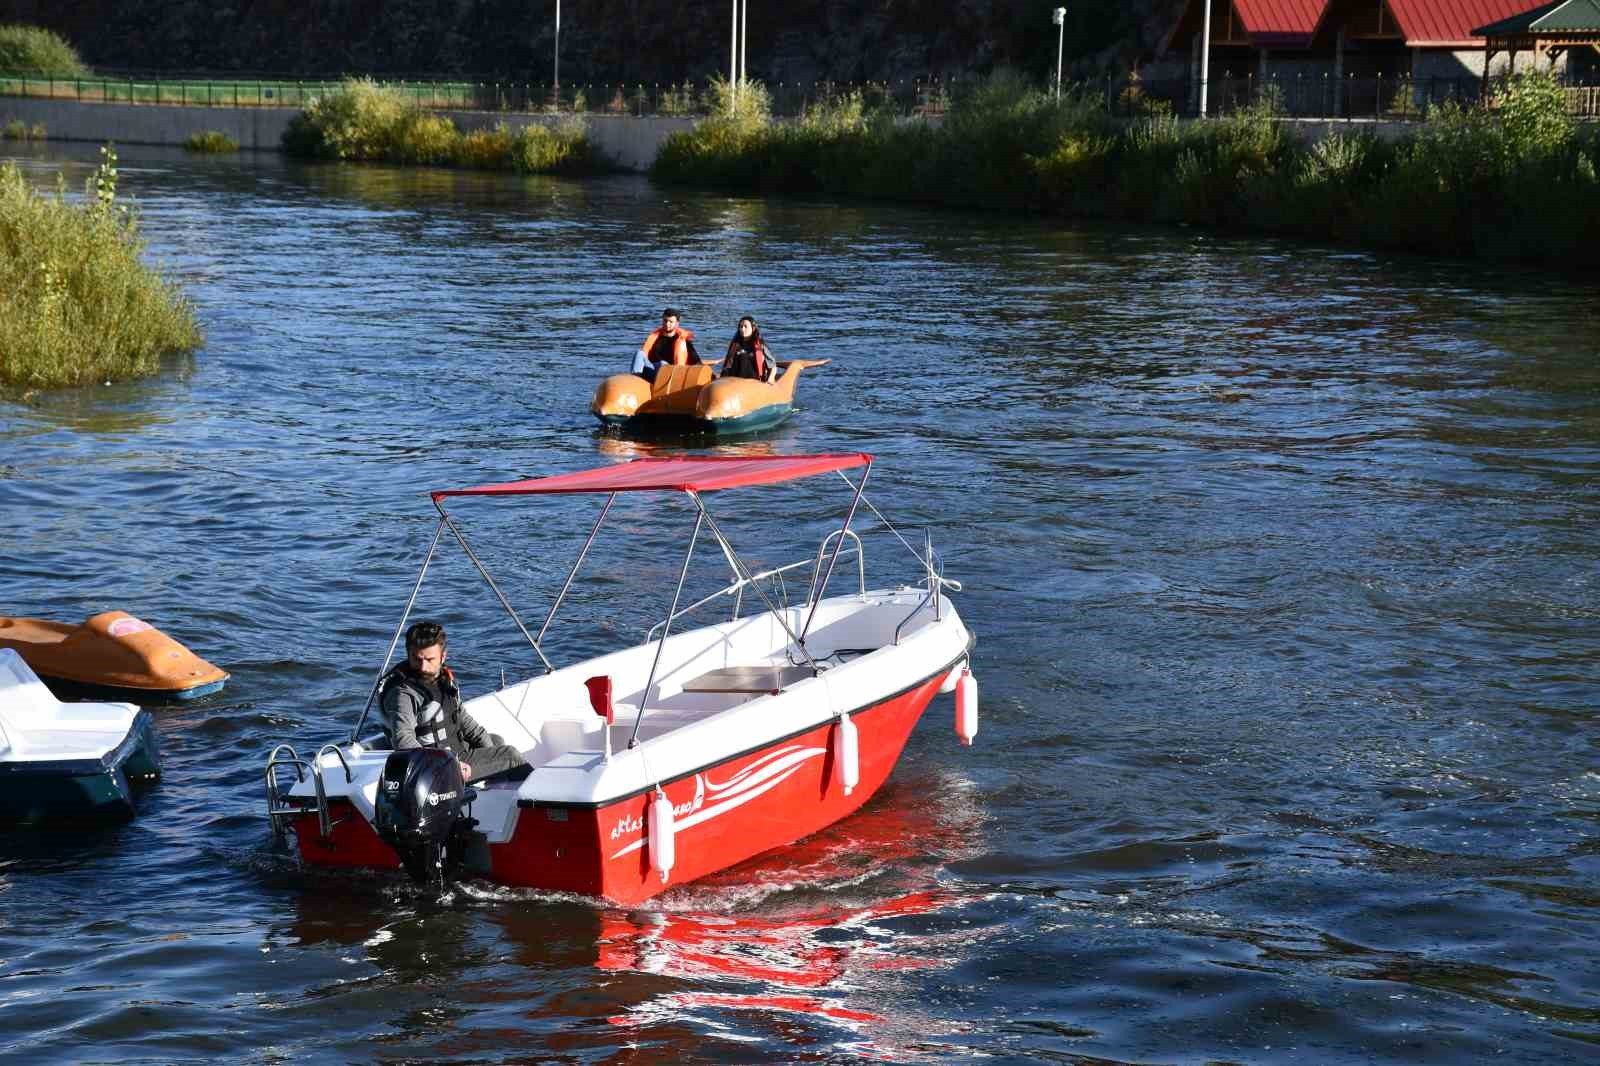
[1,0,1188,85]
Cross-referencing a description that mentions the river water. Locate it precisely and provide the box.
[2,143,1598,1064]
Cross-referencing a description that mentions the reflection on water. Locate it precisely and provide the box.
[2,141,1599,1063]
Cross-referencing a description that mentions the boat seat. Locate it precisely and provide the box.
[537,718,603,762]
[650,364,713,396]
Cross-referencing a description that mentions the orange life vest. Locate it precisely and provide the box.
[641,327,694,366]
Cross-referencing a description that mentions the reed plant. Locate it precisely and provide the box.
[283,79,594,174]
[652,69,1600,267]
[0,148,203,389]
[183,130,239,153]
[0,24,88,77]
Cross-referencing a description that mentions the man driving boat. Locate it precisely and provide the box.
[631,307,698,381]
[378,621,528,783]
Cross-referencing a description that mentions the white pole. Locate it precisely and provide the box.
[1200,0,1212,116]
[731,0,738,88]
[740,0,748,85]
[1052,8,1066,100]
[554,0,560,95]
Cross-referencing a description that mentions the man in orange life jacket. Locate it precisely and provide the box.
[378,621,527,783]
[630,307,698,381]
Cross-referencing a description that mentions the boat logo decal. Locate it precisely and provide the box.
[608,744,827,860]
[428,789,457,806]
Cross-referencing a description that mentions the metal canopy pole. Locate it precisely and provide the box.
[434,501,554,674]
[535,492,616,656]
[630,507,703,749]
[691,493,820,671]
[349,515,447,743]
[800,460,870,644]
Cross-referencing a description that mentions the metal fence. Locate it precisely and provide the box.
[3,71,1598,120]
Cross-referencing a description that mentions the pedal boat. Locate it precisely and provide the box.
[266,453,978,904]
[591,359,829,436]
[0,611,227,701]
[0,649,162,825]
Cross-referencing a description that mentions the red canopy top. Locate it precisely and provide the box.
[432,453,871,501]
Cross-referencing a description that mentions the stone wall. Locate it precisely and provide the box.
[0,97,693,171]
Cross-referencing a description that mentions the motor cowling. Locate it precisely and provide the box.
[373,748,476,885]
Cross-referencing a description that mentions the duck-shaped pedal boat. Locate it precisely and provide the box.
[0,649,163,825]
[592,359,830,436]
[0,611,227,702]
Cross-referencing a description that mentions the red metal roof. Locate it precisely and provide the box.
[1386,0,1549,44]
[433,454,872,500]
[1235,0,1327,45]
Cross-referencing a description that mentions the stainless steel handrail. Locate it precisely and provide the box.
[644,548,859,644]
[806,529,866,606]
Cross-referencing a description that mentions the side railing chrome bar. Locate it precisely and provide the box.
[691,493,821,674]
[349,516,446,743]
[833,471,962,594]
[806,529,866,607]
[536,492,615,655]
[629,509,704,749]
[435,503,554,675]
[800,461,870,645]
[644,546,861,644]
[316,743,353,783]
[264,743,339,840]
[894,529,959,645]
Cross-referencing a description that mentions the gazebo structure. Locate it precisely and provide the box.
[1474,0,1600,91]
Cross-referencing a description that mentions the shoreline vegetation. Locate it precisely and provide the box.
[0,147,203,390]
[654,73,1600,267]
[282,79,595,174]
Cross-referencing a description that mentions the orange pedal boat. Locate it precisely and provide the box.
[0,611,227,701]
[592,359,830,436]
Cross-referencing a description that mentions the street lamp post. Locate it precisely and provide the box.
[1052,7,1066,100]
[553,0,560,99]
[1199,0,1212,116]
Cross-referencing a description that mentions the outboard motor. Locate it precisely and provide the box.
[373,748,477,886]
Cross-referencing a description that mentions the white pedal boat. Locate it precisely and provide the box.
[265,453,977,904]
[0,648,162,826]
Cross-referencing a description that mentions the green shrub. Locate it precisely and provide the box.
[0,24,88,77]
[284,79,596,174]
[183,130,239,153]
[0,148,203,389]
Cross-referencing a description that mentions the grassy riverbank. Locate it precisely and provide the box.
[0,148,203,389]
[654,73,1600,267]
[283,79,595,174]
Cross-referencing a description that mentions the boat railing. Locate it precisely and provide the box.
[894,534,960,645]
[806,529,866,608]
[645,545,862,644]
[264,742,349,841]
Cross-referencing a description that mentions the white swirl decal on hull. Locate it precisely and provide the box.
[610,744,826,860]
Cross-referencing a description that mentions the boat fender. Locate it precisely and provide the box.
[648,788,675,884]
[834,714,859,796]
[955,669,978,746]
[938,663,965,694]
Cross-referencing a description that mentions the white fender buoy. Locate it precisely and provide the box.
[955,668,978,746]
[648,789,675,884]
[834,714,859,796]
[938,664,964,694]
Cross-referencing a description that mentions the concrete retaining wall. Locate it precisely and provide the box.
[0,96,694,171]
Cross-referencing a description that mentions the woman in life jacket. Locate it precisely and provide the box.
[631,307,699,381]
[721,316,777,383]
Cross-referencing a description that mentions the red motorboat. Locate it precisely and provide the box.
[265,454,977,904]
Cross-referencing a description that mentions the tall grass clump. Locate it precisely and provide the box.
[284,79,594,173]
[0,148,203,389]
[0,24,88,77]
[652,68,1600,267]
[3,118,46,141]
[184,130,239,153]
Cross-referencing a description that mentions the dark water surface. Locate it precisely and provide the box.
[2,144,1598,1064]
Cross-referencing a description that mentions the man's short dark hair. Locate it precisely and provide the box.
[406,620,447,654]
[662,307,680,320]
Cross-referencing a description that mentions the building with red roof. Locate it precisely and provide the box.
[1156,1,1590,114]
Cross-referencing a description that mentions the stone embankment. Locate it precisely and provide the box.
[0,97,692,171]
